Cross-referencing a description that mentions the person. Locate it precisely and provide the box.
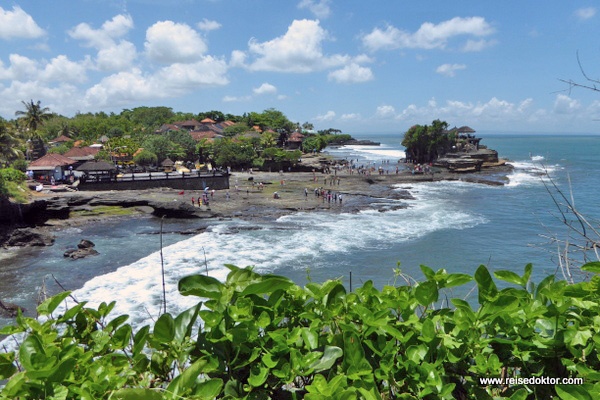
[211,189,215,198]
[304,188,308,197]
[273,191,280,199]
[225,191,230,200]
[191,197,195,206]
[339,194,343,204]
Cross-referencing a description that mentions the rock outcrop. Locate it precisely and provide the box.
[64,239,99,259]
[0,300,26,318]
[1,228,55,247]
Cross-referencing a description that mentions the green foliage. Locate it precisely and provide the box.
[1,264,599,399]
[9,159,28,172]
[302,135,328,153]
[402,119,455,164]
[223,123,251,137]
[212,139,257,168]
[47,144,71,154]
[133,150,158,167]
[0,168,26,183]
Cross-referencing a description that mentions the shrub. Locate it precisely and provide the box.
[1,264,599,399]
[9,159,28,172]
[0,167,26,183]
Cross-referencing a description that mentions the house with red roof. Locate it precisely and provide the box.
[64,146,100,162]
[48,135,73,148]
[27,153,77,181]
[286,132,305,149]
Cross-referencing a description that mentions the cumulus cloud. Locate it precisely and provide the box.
[575,7,596,20]
[553,94,581,114]
[393,97,539,125]
[328,63,374,84]
[461,39,497,52]
[85,57,229,107]
[0,80,80,117]
[376,105,396,118]
[436,63,466,77]
[69,14,134,49]
[0,54,87,83]
[340,113,361,121]
[145,21,208,63]
[314,110,336,121]
[69,14,136,72]
[297,0,332,19]
[197,18,222,31]
[0,6,46,40]
[222,95,252,102]
[242,19,349,73]
[362,17,495,52]
[253,82,277,95]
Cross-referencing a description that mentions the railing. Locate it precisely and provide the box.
[84,170,227,183]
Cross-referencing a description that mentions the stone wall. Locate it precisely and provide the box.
[78,174,229,191]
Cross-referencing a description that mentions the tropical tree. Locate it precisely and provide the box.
[402,119,454,163]
[134,149,158,167]
[0,124,24,164]
[15,100,52,132]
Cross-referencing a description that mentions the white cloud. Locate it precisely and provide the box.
[0,54,87,83]
[553,94,581,114]
[222,95,252,102]
[229,50,247,68]
[436,63,466,77]
[376,105,396,118]
[362,17,495,52]
[96,41,137,71]
[39,55,88,83]
[85,57,229,107]
[461,39,497,52]
[0,80,80,117]
[69,14,134,49]
[145,21,208,63]
[277,94,288,100]
[314,110,336,121]
[298,0,332,19]
[0,6,46,40]
[253,82,277,95]
[243,19,349,73]
[340,113,361,121]
[197,19,222,31]
[328,63,374,84]
[69,15,136,72]
[575,7,596,20]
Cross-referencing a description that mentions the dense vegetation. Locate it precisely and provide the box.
[1,263,599,399]
[401,120,456,164]
[1,103,349,173]
[0,168,27,202]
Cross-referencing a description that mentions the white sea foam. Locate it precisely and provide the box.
[506,159,560,187]
[329,145,406,160]
[24,179,486,335]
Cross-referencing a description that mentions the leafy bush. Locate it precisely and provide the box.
[1,263,599,399]
[0,168,26,183]
[9,159,28,172]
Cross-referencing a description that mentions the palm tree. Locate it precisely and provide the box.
[15,100,52,160]
[0,124,24,165]
[15,100,52,132]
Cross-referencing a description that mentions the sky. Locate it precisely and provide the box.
[1,0,600,134]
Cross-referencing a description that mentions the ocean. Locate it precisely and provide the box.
[2,133,599,330]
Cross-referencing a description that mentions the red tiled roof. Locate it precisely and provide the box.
[288,132,305,142]
[29,153,76,168]
[200,118,216,124]
[222,121,235,126]
[252,125,263,133]
[64,146,100,159]
[190,131,221,140]
[50,135,73,143]
[173,120,201,128]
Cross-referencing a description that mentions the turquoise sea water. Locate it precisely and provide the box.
[1,133,599,330]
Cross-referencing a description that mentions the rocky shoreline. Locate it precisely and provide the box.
[1,163,513,249]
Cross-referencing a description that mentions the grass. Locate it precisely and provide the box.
[70,205,139,218]
[3,181,30,203]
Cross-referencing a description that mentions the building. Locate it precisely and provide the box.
[27,153,76,181]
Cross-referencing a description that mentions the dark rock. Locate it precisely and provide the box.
[77,239,95,249]
[0,300,26,318]
[338,139,380,146]
[64,248,99,259]
[2,228,55,247]
[148,201,203,218]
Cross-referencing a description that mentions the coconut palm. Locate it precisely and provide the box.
[0,124,24,164]
[15,100,52,132]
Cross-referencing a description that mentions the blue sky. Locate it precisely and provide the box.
[1,1,600,134]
